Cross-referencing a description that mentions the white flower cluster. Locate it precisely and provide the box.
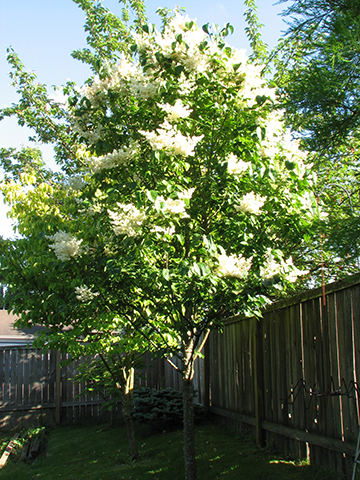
[85,141,138,172]
[258,112,308,177]
[135,12,209,74]
[140,121,203,157]
[236,192,266,214]
[47,230,82,262]
[65,176,86,191]
[75,285,100,302]
[217,252,252,278]
[108,203,146,236]
[227,153,251,176]
[160,100,192,122]
[260,250,308,283]
[83,58,161,103]
[155,188,195,217]
[73,117,104,145]
[151,225,176,235]
[241,64,276,107]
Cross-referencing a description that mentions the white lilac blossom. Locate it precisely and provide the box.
[86,141,138,172]
[236,192,266,214]
[83,58,160,102]
[108,204,146,236]
[48,231,82,261]
[75,285,100,302]
[177,188,195,200]
[227,153,250,176]
[134,12,208,74]
[73,117,104,144]
[155,195,189,217]
[140,121,203,157]
[160,100,192,122]
[151,225,176,235]
[257,112,308,177]
[65,176,86,191]
[260,250,308,283]
[217,253,252,278]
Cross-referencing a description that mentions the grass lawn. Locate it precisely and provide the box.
[0,421,349,480]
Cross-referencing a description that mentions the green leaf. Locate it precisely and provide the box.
[146,190,158,203]
[162,268,170,281]
[285,161,296,171]
[175,65,184,76]
[202,23,209,34]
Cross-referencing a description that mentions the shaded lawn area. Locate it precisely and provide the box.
[0,422,348,480]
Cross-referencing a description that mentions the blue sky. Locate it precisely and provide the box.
[0,0,286,238]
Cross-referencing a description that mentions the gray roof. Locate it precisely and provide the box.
[0,310,40,347]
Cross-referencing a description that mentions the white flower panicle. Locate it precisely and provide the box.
[257,112,308,177]
[260,250,309,283]
[160,100,192,122]
[140,121,203,157]
[72,115,104,145]
[227,153,251,176]
[83,58,161,102]
[155,189,194,217]
[156,196,188,217]
[236,192,266,214]
[217,253,252,278]
[65,176,86,191]
[135,12,209,74]
[151,225,176,236]
[108,203,146,236]
[177,188,195,200]
[48,230,82,262]
[86,141,138,172]
[75,285,100,302]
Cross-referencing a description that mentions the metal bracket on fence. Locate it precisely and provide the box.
[281,377,360,410]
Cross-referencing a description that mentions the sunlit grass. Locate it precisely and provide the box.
[0,421,348,480]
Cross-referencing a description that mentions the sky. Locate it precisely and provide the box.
[0,0,287,239]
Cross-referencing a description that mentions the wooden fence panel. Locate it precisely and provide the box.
[0,348,118,430]
[207,276,360,479]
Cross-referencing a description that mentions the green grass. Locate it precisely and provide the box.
[0,421,348,480]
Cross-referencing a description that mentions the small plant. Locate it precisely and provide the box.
[131,387,205,431]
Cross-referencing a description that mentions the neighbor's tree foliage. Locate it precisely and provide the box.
[0,2,316,479]
[274,0,360,282]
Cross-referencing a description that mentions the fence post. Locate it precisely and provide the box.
[254,318,265,446]
[55,350,61,424]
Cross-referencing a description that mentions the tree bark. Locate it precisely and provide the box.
[182,376,197,480]
[121,367,139,460]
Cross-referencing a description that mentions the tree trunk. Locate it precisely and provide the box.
[121,367,139,460]
[182,376,197,480]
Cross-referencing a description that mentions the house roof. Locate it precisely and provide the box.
[0,310,44,347]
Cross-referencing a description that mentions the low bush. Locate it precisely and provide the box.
[131,387,206,431]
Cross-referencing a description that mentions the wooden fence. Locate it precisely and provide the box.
[0,350,120,430]
[198,274,360,478]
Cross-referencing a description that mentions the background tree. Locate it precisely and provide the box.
[273,0,360,283]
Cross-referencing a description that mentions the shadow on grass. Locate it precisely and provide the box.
[0,421,348,480]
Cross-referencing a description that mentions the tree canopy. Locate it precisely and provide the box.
[0,2,317,479]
